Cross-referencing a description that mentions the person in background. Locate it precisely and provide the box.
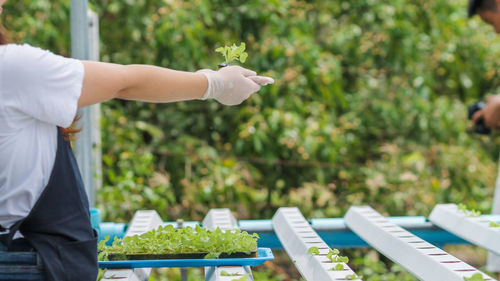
[469,0,500,279]
[0,1,274,280]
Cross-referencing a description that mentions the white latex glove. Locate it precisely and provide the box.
[198,66,274,106]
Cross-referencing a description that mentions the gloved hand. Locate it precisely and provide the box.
[198,66,274,106]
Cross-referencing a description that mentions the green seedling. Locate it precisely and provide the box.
[337,256,349,263]
[216,42,248,66]
[97,225,259,261]
[469,210,481,217]
[98,236,111,261]
[96,269,105,281]
[221,271,239,276]
[326,249,340,258]
[458,203,467,212]
[204,252,222,259]
[330,263,344,271]
[457,204,481,217]
[463,273,486,281]
[307,246,320,255]
[326,249,349,263]
[308,247,350,265]
[490,221,500,228]
[345,273,363,280]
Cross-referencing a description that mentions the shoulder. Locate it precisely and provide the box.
[1,44,83,92]
[0,44,84,128]
[2,44,53,80]
[2,43,51,66]
[4,43,50,54]
[2,43,80,72]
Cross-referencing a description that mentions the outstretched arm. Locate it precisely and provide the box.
[78,61,273,108]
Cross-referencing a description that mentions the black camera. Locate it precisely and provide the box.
[468,101,491,135]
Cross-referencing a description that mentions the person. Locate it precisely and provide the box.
[469,0,500,279]
[0,1,274,280]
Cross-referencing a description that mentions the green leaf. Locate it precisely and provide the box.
[490,221,500,228]
[215,42,248,65]
[96,269,105,281]
[345,274,362,280]
[97,225,259,261]
[236,42,246,54]
[338,256,349,263]
[469,210,481,217]
[463,273,486,281]
[239,52,248,63]
[220,271,239,276]
[332,264,344,271]
[326,250,334,260]
[98,251,108,262]
[458,204,467,212]
[326,248,341,261]
[307,246,319,255]
[457,204,481,217]
[204,252,221,259]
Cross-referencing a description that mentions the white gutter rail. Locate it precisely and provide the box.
[272,207,362,281]
[101,210,163,281]
[429,204,500,256]
[202,209,254,281]
[345,206,494,281]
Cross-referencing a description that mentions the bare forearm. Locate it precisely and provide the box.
[117,65,207,102]
[79,61,207,107]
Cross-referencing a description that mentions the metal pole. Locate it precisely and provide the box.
[71,0,100,207]
[70,0,89,60]
[88,10,102,205]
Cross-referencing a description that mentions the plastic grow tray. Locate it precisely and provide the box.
[98,247,274,269]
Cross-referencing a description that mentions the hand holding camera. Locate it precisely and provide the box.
[468,95,500,134]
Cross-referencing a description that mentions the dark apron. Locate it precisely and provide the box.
[0,128,98,281]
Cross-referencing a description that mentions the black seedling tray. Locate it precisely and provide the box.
[106,250,257,261]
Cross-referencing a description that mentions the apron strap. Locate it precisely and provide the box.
[0,219,24,250]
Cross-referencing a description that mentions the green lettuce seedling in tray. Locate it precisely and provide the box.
[98,224,259,261]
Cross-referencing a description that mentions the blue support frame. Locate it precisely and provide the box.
[236,215,500,249]
[91,214,500,249]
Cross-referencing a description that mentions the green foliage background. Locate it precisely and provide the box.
[3,0,500,279]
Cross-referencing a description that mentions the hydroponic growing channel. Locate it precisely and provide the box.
[3,204,500,281]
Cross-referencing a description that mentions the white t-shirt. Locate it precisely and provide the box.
[0,44,84,230]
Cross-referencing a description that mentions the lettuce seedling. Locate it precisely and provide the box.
[463,273,486,281]
[457,204,481,217]
[220,271,239,276]
[326,249,349,263]
[204,252,222,259]
[307,246,319,255]
[98,225,259,261]
[330,264,344,271]
[345,273,363,280]
[490,221,500,228]
[308,247,350,266]
[216,43,248,66]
